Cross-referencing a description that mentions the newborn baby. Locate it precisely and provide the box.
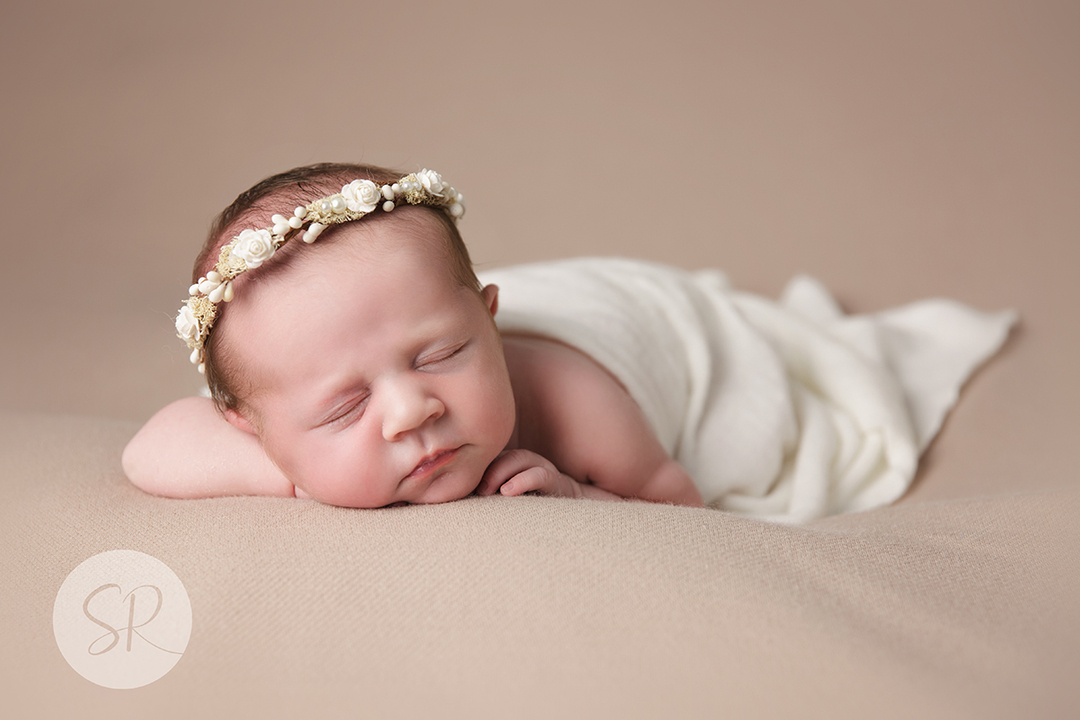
[124,162,1014,521]
[123,163,704,508]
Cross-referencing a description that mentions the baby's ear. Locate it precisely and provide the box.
[482,284,499,316]
[223,407,258,436]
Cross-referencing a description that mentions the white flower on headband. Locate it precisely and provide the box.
[416,169,449,199]
[178,168,465,367]
[175,305,200,344]
[341,179,381,213]
[232,228,275,269]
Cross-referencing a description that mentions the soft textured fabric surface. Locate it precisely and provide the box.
[484,258,1015,521]
[2,413,1077,719]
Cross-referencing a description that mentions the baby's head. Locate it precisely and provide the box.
[178,163,517,507]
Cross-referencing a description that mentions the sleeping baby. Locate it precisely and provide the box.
[123,162,1015,522]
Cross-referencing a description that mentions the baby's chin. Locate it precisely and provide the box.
[402,473,485,506]
[301,470,483,509]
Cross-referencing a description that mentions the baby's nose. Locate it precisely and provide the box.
[380,378,445,441]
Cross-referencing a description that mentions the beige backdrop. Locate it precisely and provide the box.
[3,0,1077,504]
[3,1,1080,717]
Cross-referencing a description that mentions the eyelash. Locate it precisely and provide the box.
[417,341,467,369]
[326,395,368,427]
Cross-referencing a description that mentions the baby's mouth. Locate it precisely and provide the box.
[405,448,459,480]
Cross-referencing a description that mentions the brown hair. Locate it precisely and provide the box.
[197,162,481,417]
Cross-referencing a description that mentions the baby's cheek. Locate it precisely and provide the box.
[308,465,394,509]
[269,446,338,505]
[491,382,518,447]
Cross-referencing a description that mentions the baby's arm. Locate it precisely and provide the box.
[122,397,298,499]
[483,337,704,507]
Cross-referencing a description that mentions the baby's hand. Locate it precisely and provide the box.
[476,449,585,499]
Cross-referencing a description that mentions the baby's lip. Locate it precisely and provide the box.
[405,447,459,480]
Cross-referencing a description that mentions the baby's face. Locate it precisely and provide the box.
[224,216,516,507]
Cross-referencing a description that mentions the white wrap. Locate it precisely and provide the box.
[479,258,1016,523]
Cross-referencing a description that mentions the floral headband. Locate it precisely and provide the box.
[176,169,465,373]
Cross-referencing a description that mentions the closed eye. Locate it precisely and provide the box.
[416,341,468,369]
[322,394,369,428]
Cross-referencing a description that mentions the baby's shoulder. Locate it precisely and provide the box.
[501,333,635,436]
[499,333,667,486]
[501,334,620,394]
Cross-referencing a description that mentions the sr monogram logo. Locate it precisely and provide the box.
[83,583,183,656]
[53,550,192,689]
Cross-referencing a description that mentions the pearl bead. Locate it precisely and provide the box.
[294,206,306,218]
[330,196,347,213]
[449,203,464,218]
[271,214,287,225]
[190,349,200,364]
[272,222,290,236]
[189,284,199,296]
[223,282,234,302]
[381,184,394,200]
[319,200,332,214]
[288,216,303,229]
[382,200,395,212]
[207,271,222,283]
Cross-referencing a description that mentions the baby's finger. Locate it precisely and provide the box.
[497,466,551,497]
[476,451,514,495]
[477,449,545,495]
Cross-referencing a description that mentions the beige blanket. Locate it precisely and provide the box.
[1,413,1077,719]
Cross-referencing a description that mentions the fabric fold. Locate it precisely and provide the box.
[480,258,1016,522]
